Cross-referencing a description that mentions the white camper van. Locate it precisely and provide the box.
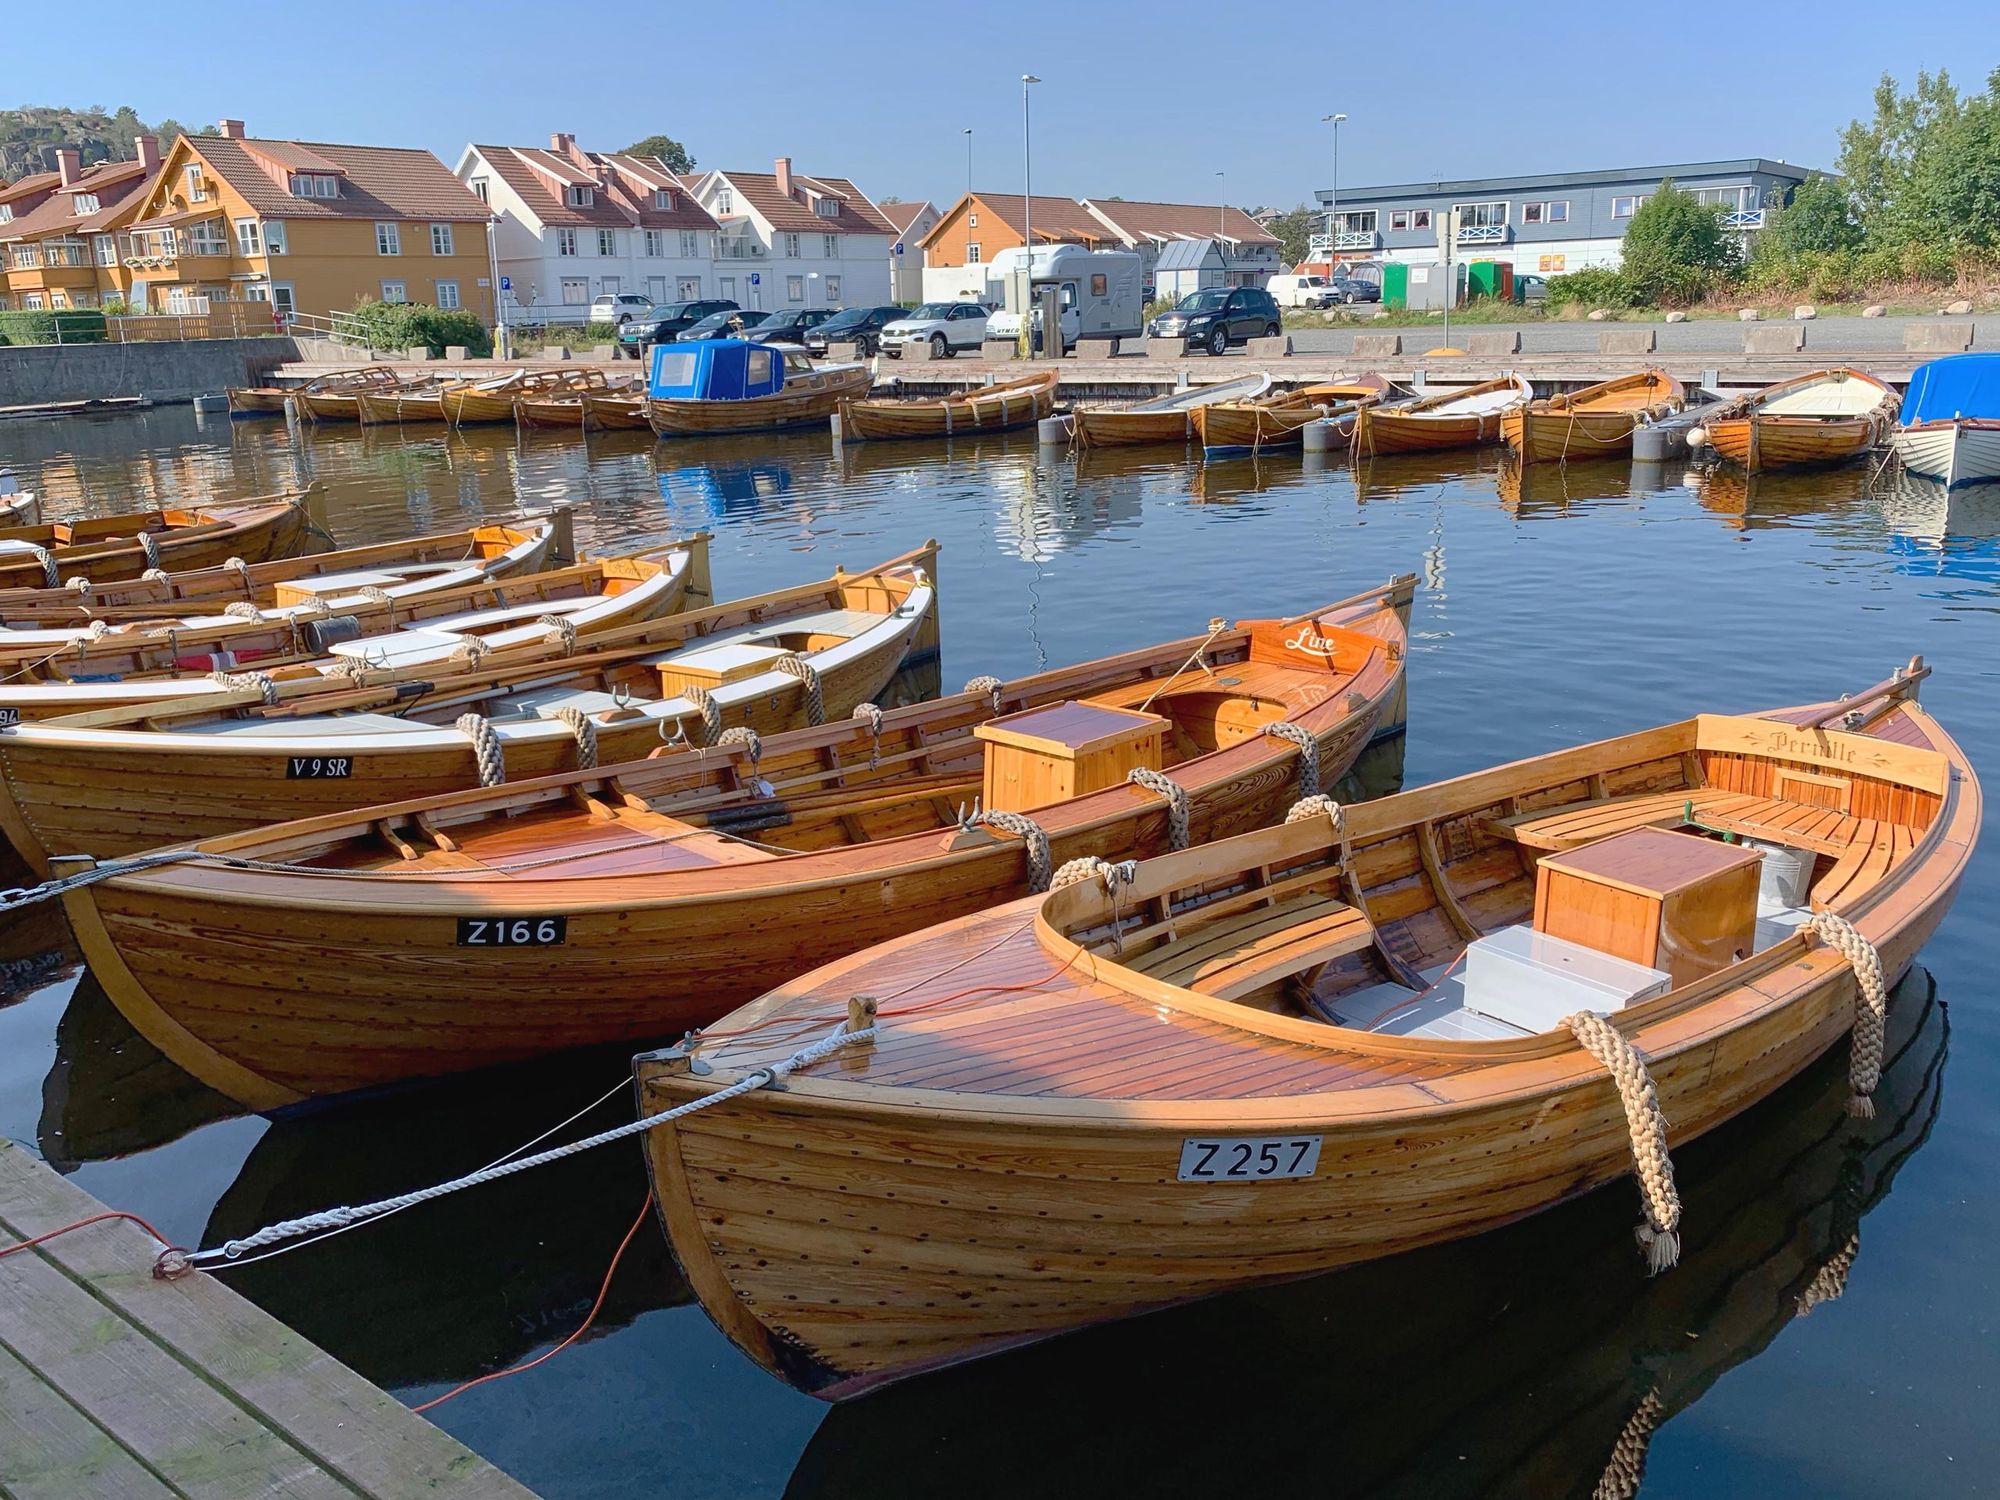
[983,246,1144,353]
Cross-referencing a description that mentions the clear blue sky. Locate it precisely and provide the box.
[30,0,2000,210]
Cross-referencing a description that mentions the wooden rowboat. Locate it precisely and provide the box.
[439,371,540,426]
[582,391,651,431]
[0,501,307,591]
[650,363,872,438]
[1502,369,1684,465]
[839,368,1059,442]
[355,381,472,426]
[295,369,430,423]
[3,544,934,872]
[0,491,41,527]
[635,665,1973,1396]
[1072,374,1272,449]
[1689,369,1897,474]
[223,386,291,417]
[233,366,399,419]
[1194,377,1392,458]
[1353,373,1534,456]
[57,573,1406,1107]
[515,372,628,430]
[0,535,710,719]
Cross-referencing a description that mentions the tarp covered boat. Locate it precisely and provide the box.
[1894,353,2000,488]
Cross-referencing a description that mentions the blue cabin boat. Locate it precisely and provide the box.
[644,338,871,437]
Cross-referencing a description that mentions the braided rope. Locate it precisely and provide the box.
[717,720,760,762]
[84,618,112,640]
[141,567,169,583]
[851,701,884,769]
[224,556,252,596]
[963,674,1004,713]
[1592,1390,1665,1500]
[776,653,824,725]
[24,545,57,588]
[1806,910,1888,1118]
[449,638,490,669]
[554,706,598,770]
[1796,1230,1860,1316]
[65,575,90,594]
[1263,720,1322,800]
[291,595,332,618]
[332,659,373,687]
[1049,855,1139,893]
[684,683,722,746]
[354,585,396,626]
[456,713,506,786]
[982,809,1053,893]
[1563,1011,1681,1273]
[537,612,578,656]
[1286,793,1350,871]
[1126,766,1190,851]
[223,601,262,621]
[208,669,278,706]
[138,531,163,572]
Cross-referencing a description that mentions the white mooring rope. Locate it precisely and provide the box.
[981,808,1053,892]
[1805,910,1888,1117]
[457,713,505,786]
[1263,720,1322,800]
[851,701,884,769]
[1563,1010,1682,1273]
[1126,766,1190,851]
[776,654,824,725]
[180,1024,878,1268]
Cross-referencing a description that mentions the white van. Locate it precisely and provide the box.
[983,246,1143,353]
[1268,274,1337,309]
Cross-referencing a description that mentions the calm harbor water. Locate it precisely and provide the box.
[1,407,1995,1498]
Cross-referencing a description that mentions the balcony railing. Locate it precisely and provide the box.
[1456,223,1508,244]
[1721,209,1766,230]
[42,242,91,268]
[715,240,764,259]
[1333,230,1380,251]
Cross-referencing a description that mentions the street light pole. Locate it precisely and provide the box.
[963,127,972,200]
[1021,74,1040,357]
[1214,170,1226,282]
[1321,111,1346,273]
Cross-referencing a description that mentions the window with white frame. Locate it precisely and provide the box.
[376,222,401,255]
[596,228,616,256]
[23,293,44,310]
[1691,186,1758,211]
[184,163,206,201]
[1520,200,1569,224]
[234,218,261,255]
[430,223,454,255]
[93,234,116,265]
[814,197,839,218]
[966,243,981,263]
[436,280,460,310]
[786,275,805,301]
[380,280,407,303]
[560,277,588,304]
[1611,194,1648,218]
[72,193,99,214]
[782,232,800,257]
[566,184,594,207]
[289,173,337,198]
[967,211,977,227]
[556,228,578,256]
[1388,208,1431,232]
[677,276,700,298]
[263,220,287,255]
[69,290,94,307]
[188,218,227,255]
[822,234,837,256]
[679,229,698,257]
[0,205,11,222]
[1453,201,1508,228]
[470,177,489,203]
[654,189,673,209]
[644,230,664,257]
[714,188,733,214]
[824,275,840,302]
[1334,210,1377,234]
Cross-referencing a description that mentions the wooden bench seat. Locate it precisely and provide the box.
[1487,788,1868,858]
[1123,892,1375,1001]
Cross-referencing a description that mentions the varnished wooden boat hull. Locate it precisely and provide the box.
[839,371,1058,442]
[226,387,290,417]
[636,688,1974,1395]
[1355,408,1508,453]
[1194,404,1320,452]
[294,390,365,422]
[583,393,651,430]
[1706,416,1880,473]
[58,577,1407,1107]
[441,387,524,426]
[514,396,587,429]
[649,365,871,437]
[1072,409,1195,448]
[1502,369,1684,465]
[0,502,306,591]
[355,388,449,425]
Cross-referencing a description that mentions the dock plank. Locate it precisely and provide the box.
[0,1340,179,1500]
[0,1141,537,1500]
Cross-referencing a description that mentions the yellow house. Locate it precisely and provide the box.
[123,120,495,323]
[0,137,165,311]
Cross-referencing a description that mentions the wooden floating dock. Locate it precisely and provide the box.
[0,1140,537,1500]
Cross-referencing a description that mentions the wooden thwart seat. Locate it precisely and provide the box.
[1123,892,1375,1000]
[1487,787,1868,857]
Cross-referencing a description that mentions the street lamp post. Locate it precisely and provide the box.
[1021,74,1040,357]
[1214,170,1226,282]
[1321,111,1346,272]
[963,127,972,199]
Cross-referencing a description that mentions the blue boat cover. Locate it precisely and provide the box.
[648,338,788,401]
[1899,353,2000,425]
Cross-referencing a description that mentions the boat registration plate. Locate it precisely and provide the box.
[1177,1135,1322,1183]
[457,916,567,947]
[285,756,352,779]
[0,707,16,728]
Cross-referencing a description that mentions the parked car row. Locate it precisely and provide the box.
[1145,287,1283,356]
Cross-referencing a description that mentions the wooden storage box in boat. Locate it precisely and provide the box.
[1533,827,1761,986]
[655,641,798,698]
[976,701,1167,813]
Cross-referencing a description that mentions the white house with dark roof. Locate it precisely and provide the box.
[455,133,722,316]
[682,158,894,311]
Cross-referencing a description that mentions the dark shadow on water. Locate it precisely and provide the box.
[786,971,1946,1500]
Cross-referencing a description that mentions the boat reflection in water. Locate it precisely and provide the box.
[1350,449,1505,507]
[1875,472,2000,588]
[786,972,1946,1500]
[1496,454,1648,518]
[1687,461,1875,531]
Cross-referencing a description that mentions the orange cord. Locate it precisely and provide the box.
[0,1210,179,1262]
[411,1190,653,1415]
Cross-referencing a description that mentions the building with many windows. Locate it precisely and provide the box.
[456,135,721,317]
[0,135,163,310]
[1308,159,1815,277]
[682,158,895,311]
[121,120,494,322]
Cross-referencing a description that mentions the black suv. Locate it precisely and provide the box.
[804,305,905,358]
[618,299,739,359]
[1146,286,1282,355]
[743,308,839,345]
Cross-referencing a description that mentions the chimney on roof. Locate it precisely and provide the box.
[55,148,81,188]
[552,131,576,153]
[775,156,794,199]
[135,134,160,171]
[219,119,246,139]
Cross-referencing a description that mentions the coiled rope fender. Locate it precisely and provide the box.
[1263,720,1322,800]
[718,725,762,777]
[1126,766,1190,851]
[555,706,598,770]
[225,557,252,596]
[141,567,169,583]
[982,808,1052,893]
[138,531,163,572]
[963,674,1004,714]
[65,575,90,594]
[1563,1011,1681,1273]
[449,638,489,669]
[24,545,57,588]
[776,653,824,725]
[851,701,884,769]
[1795,1230,1860,1317]
[355,586,396,621]
[184,1022,879,1267]
[208,669,277,706]
[1805,910,1888,1118]
[537,612,578,656]
[1592,1389,1665,1500]
[1049,854,1138,893]
[1286,793,1351,870]
[457,713,505,787]
[683,683,722,746]
[223,601,262,621]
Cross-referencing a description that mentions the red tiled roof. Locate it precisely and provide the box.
[877,200,935,233]
[1083,197,1279,246]
[713,170,895,234]
[920,192,1113,248]
[241,140,346,176]
[469,145,720,232]
[0,159,157,242]
[166,137,490,222]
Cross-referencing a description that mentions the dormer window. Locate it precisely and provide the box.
[72,193,99,214]
[654,189,673,210]
[714,188,733,214]
[289,174,338,199]
[0,205,11,223]
[566,184,594,208]
[185,163,207,202]
[814,197,839,218]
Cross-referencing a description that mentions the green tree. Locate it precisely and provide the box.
[622,134,695,174]
[1837,67,1964,228]
[1264,205,1321,266]
[1897,72,2000,251]
[1617,180,1739,304]
[1756,174,1862,263]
